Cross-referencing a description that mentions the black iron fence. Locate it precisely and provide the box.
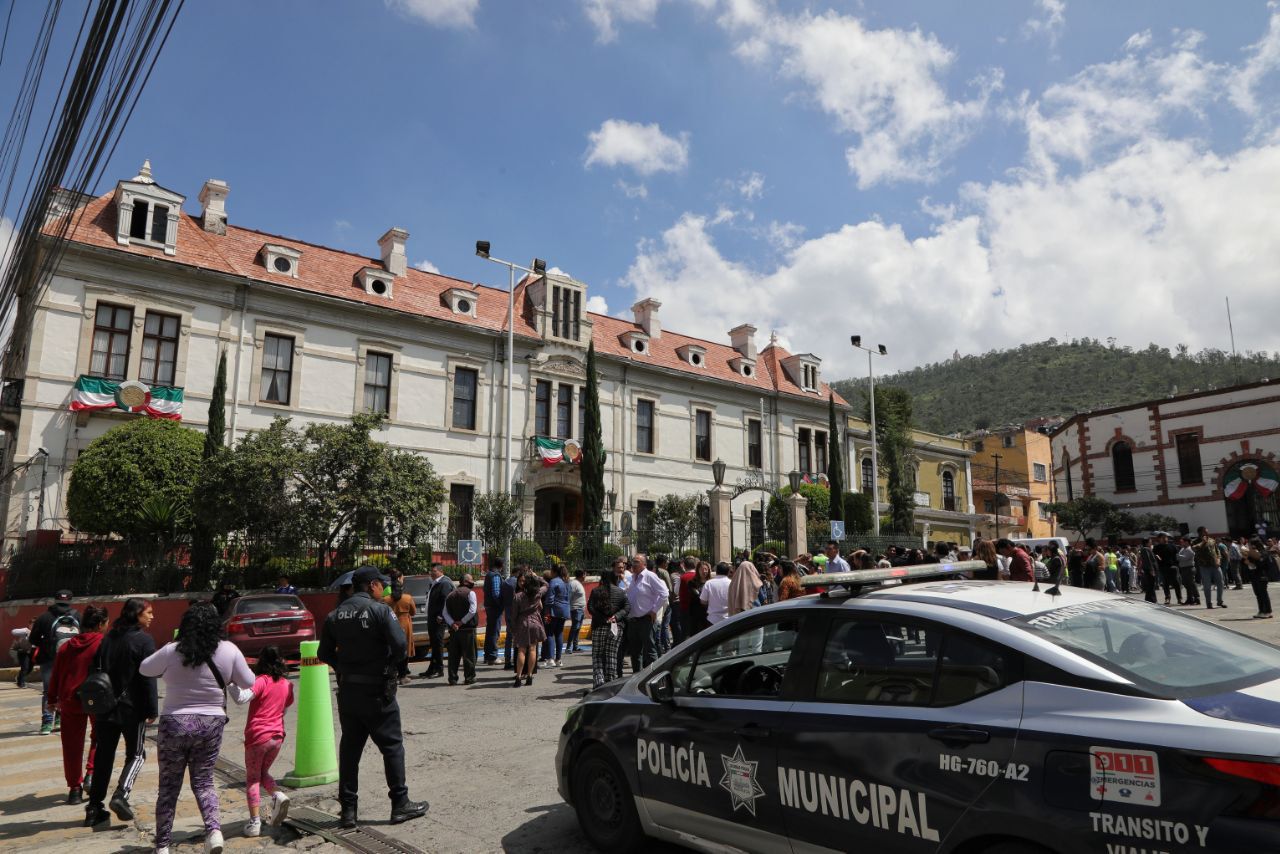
[1,525,714,600]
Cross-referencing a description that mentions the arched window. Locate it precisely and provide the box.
[861,457,873,492]
[942,470,956,511]
[1112,441,1135,491]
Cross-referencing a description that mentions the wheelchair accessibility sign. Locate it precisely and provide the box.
[457,540,483,565]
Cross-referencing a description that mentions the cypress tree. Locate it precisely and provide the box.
[192,350,227,580]
[580,342,606,559]
[826,393,844,522]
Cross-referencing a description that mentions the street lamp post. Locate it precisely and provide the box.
[475,241,546,572]
[850,337,887,536]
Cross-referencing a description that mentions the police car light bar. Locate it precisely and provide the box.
[799,560,987,594]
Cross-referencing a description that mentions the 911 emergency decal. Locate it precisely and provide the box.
[719,745,766,816]
[636,738,713,788]
[778,766,940,842]
[1090,747,1161,807]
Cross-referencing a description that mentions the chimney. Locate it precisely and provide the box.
[729,323,757,360]
[631,298,662,339]
[379,227,408,277]
[197,179,228,235]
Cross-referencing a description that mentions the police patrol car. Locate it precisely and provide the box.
[556,562,1280,853]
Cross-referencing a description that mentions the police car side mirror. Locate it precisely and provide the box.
[647,672,675,703]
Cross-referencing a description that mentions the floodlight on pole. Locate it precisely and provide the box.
[475,240,549,572]
[851,336,888,536]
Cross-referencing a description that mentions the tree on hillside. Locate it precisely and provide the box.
[827,394,844,522]
[68,419,204,539]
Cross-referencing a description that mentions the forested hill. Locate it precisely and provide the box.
[830,340,1280,435]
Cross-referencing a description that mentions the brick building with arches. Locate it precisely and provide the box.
[1051,379,1280,538]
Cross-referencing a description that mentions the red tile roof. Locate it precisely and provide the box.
[49,191,845,406]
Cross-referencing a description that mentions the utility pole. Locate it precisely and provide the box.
[992,453,1002,541]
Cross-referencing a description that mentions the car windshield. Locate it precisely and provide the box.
[233,596,303,615]
[1012,597,1280,698]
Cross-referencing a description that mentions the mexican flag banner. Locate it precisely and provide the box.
[1224,460,1279,500]
[70,376,184,420]
[535,436,582,467]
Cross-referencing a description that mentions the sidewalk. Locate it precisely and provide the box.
[0,681,330,853]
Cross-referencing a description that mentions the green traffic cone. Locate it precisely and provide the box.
[281,640,339,787]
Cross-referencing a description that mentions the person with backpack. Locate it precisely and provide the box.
[85,597,157,827]
[141,602,255,854]
[10,618,34,688]
[48,605,108,804]
[240,646,294,837]
[29,589,81,735]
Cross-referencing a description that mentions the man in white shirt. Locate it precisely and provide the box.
[823,540,851,574]
[625,555,667,672]
[699,562,733,625]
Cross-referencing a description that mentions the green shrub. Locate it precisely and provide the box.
[601,542,625,562]
[366,553,392,569]
[753,540,786,558]
[510,539,544,567]
[682,548,708,561]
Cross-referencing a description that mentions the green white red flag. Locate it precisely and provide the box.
[70,376,183,420]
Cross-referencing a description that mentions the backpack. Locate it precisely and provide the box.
[52,613,80,653]
[75,639,121,717]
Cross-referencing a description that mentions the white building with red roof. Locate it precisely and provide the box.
[1,163,849,552]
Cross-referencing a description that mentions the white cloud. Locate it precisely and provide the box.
[1124,30,1152,52]
[387,0,478,29]
[585,294,610,315]
[413,259,440,274]
[584,119,690,175]
[1229,12,1280,128]
[720,9,1001,187]
[615,179,649,198]
[1023,0,1066,46]
[762,220,802,250]
[581,0,664,43]
[736,171,765,199]
[623,23,1280,378]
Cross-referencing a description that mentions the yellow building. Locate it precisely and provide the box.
[846,417,980,547]
[965,427,1057,539]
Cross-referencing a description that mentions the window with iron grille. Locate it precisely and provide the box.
[452,367,478,430]
[1033,462,1048,482]
[139,312,179,386]
[747,418,762,468]
[260,334,294,404]
[557,384,573,439]
[364,352,391,414]
[449,484,475,540]
[695,409,712,461]
[90,303,133,380]
[535,380,551,435]
[636,399,655,454]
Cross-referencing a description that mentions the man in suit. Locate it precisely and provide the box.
[420,564,454,679]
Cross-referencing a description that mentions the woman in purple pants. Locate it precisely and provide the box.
[141,603,254,854]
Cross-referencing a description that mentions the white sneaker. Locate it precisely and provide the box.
[244,817,261,837]
[269,790,290,826]
[204,829,224,854]
[156,848,169,854]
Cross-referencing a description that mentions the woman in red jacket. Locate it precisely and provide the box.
[49,605,107,804]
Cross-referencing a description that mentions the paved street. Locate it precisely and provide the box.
[1,584,1278,853]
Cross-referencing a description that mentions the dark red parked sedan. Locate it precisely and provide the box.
[223,593,316,660]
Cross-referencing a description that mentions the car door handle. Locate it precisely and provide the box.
[928,726,990,746]
[733,725,772,740]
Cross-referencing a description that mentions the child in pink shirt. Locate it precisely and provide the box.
[242,647,294,837]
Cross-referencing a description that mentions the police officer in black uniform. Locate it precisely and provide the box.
[318,565,428,829]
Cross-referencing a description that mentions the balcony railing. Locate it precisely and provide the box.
[971,479,1031,498]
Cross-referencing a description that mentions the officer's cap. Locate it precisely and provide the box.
[352,565,391,586]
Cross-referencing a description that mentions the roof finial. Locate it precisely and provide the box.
[769,330,778,346]
[133,160,154,184]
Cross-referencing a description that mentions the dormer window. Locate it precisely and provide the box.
[676,344,706,368]
[357,266,394,299]
[730,356,756,378]
[781,352,821,391]
[622,330,650,354]
[551,282,582,341]
[444,287,478,318]
[260,244,301,278]
[113,160,184,255]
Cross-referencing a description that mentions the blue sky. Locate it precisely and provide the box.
[4,0,1280,378]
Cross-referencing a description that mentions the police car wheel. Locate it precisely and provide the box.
[572,745,642,852]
